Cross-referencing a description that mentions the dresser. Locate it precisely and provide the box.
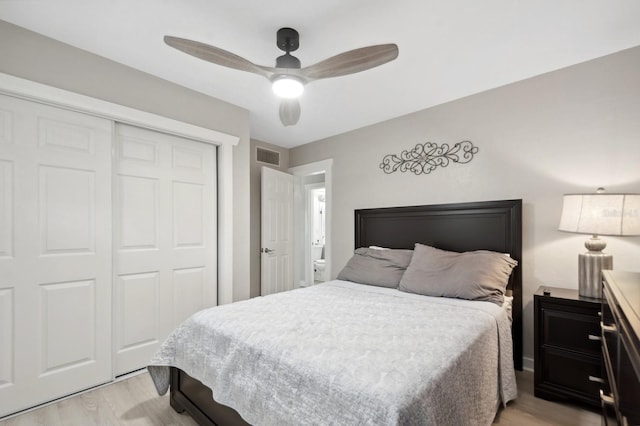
[534,286,603,407]
[601,270,640,425]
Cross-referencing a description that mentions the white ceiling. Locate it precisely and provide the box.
[2,1,640,148]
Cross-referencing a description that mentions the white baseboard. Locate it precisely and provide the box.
[522,356,534,372]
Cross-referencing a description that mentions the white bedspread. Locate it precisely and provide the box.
[148,280,517,426]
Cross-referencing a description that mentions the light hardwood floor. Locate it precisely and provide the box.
[1,370,600,426]
[494,371,600,426]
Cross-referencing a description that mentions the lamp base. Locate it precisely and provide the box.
[578,252,612,298]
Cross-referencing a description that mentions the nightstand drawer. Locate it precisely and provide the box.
[541,305,601,355]
[538,347,603,401]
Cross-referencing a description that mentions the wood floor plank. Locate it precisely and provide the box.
[0,370,600,425]
[494,371,600,426]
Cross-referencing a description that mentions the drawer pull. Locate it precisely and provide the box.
[600,322,617,333]
[588,334,602,341]
[600,389,615,406]
[589,375,605,383]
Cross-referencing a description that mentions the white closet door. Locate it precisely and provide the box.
[114,124,217,376]
[0,94,112,417]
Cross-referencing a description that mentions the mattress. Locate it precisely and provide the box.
[148,280,517,426]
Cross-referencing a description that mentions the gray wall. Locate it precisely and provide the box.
[0,20,253,302]
[289,45,640,366]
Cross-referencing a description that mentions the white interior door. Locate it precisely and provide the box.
[0,94,112,417]
[261,167,294,295]
[114,124,217,376]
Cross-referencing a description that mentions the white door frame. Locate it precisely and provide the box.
[0,72,239,306]
[289,159,333,286]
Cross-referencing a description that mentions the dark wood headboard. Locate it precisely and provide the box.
[354,199,523,371]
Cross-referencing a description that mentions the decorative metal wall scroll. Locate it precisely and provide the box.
[380,140,478,175]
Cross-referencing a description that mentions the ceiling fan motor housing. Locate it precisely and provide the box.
[276,53,301,69]
[277,27,299,52]
[275,28,301,69]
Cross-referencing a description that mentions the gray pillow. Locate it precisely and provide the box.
[337,247,413,288]
[398,243,517,305]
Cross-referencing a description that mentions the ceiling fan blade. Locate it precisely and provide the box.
[301,44,398,81]
[279,99,301,126]
[164,36,272,78]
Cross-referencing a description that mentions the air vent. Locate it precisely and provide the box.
[256,147,280,166]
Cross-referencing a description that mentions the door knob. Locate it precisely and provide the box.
[262,248,275,253]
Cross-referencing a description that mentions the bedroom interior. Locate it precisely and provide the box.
[1,0,640,424]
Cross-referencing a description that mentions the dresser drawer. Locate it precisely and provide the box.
[618,330,640,424]
[540,304,601,355]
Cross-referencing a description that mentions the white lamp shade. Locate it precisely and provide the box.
[559,193,640,236]
[272,76,304,98]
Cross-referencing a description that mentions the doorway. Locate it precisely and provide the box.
[289,159,333,288]
[306,183,326,285]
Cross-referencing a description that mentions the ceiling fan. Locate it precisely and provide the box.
[164,28,398,126]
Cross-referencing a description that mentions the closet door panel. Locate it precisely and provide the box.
[173,267,206,326]
[114,272,161,370]
[0,107,13,145]
[114,124,216,376]
[38,165,96,254]
[173,181,205,247]
[116,174,159,273]
[0,287,13,389]
[39,280,96,373]
[0,159,13,258]
[0,94,112,418]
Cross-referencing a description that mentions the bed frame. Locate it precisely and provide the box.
[168,199,523,425]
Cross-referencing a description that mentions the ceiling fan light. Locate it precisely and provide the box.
[272,76,304,99]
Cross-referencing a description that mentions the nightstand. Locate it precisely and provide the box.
[534,286,603,407]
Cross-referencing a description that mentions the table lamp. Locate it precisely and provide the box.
[558,188,640,298]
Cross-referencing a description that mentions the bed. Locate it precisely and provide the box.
[148,199,523,426]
